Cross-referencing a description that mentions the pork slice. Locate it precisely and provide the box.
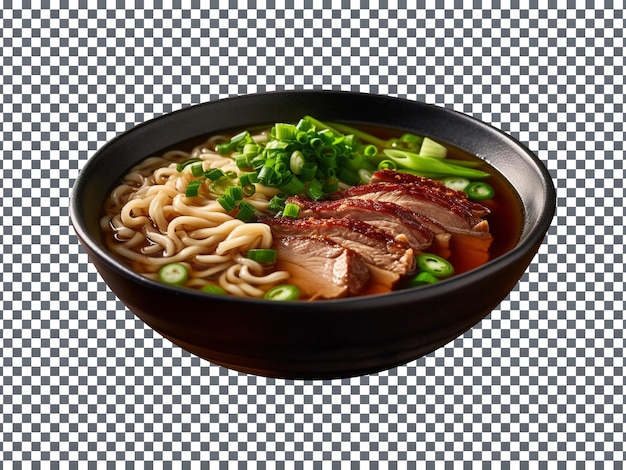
[275,236,370,299]
[285,196,434,251]
[261,216,415,275]
[328,182,491,237]
[370,169,491,218]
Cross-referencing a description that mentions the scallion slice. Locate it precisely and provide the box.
[418,137,448,159]
[306,179,325,200]
[185,179,203,197]
[282,203,300,219]
[279,174,306,196]
[416,253,455,279]
[176,158,203,172]
[407,271,440,287]
[217,193,236,212]
[464,181,495,200]
[190,162,205,177]
[247,248,277,264]
[236,201,257,221]
[263,284,300,301]
[275,123,298,141]
[201,284,227,295]
[158,263,189,286]
[268,194,287,213]
[441,176,470,192]
[204,168,226,181]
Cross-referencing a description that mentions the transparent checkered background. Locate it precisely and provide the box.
[2,1,623,466]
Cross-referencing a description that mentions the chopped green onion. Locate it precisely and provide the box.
[217,193,236,212]
[296,117,312,131]
[185,179,203,197]
[236,201,257,221]
[279,174,306,196]
[251,155,267,170]
[289,150,306,175]
[275,123,298,141]
[176,158,203,172]
[235,153,253,170]
[328,122,389,148]
[358,168,373,184]
[263,284,300,301]
[306,179,325,200]
[208,177,234,195]
[363,144,378,157]
[296,131,309,145]
[418,137,448,159]
[268,194,287,213]
[257,165,276,185]
[322,176,339,193]
[158,263,189,286]
[242,184,256,197]
[225,185,243,202]
[242,143,259,157]
[407,271,440,288]
[215,130,251,154]
[399,133,424,150]
[377,159,397,171]
[247,248,277,264]
[299,162,318,181]
[337,167,361,186]
[282,203,300,219]
[204,168,226,180]
[190,162,204,177]
[201,284,227,295]
[464,181,495,200]
[239,172,258,187]
[441,176,470,191]
[416,253,455,279]
[309,137,323,149]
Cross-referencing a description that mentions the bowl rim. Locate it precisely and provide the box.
[70,90,556,311]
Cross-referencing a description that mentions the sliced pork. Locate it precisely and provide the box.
[285,196,434,251]
[261,216,416,275]
[274,236,370,299]
[370,169,491,218]
[328,182,491,237]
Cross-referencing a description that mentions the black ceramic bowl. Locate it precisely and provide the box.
[71,91,556,379]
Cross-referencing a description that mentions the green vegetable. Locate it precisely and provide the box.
[263,284,301,301]
[176,158,203,172]
[185,179,203,197]
[268,194,287,213]
[383,149,491,179]
[282,203,300,219]
[158,263,189,286]
[416,253,455,279]
[407,271,440,287]
[441,176,470,191]
[215,130,252,154]
[217,193,236,212]
[204,168,226,180]
[190,162,204,177]
[247,248,277,264]
[418,137,447,159]
[465,181,495,200]
[236,201,257,221]
[201,284,227,295]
